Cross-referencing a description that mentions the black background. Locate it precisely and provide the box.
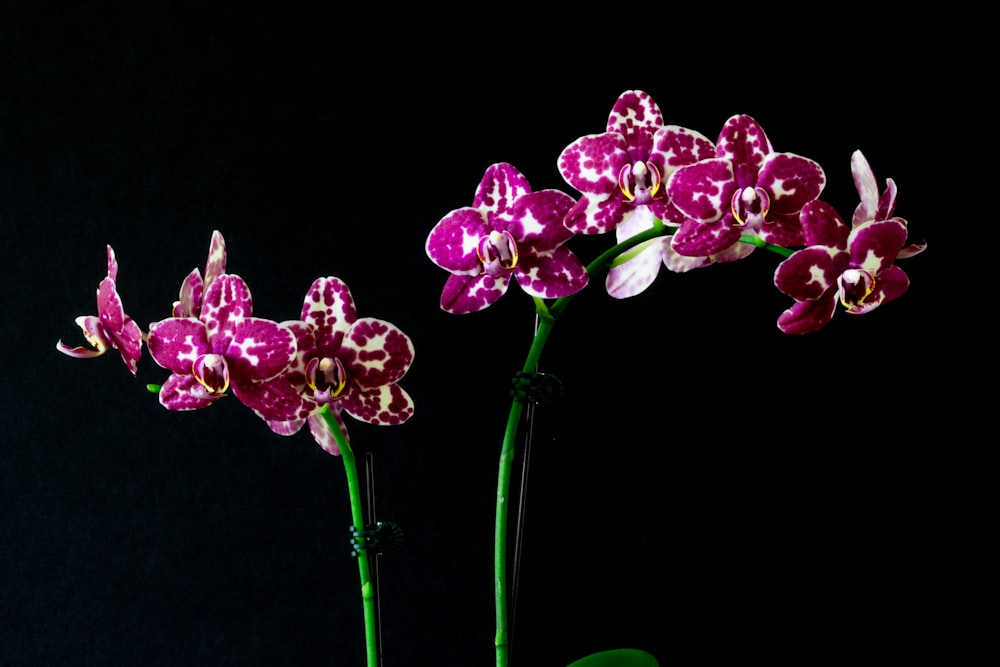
[1,4,980,666]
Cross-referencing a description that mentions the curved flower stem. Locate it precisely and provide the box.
[319,404,379,667]
[493,220,670,667]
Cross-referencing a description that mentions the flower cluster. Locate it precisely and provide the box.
[427,89,925,329]
[57,230,415,452]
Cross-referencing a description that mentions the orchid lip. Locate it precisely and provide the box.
[838,268,876,309]
[306,356,347,399]
[476,230,518,273]
[730,186,770,227]
[618,161,662,203]
[192,353,230,395]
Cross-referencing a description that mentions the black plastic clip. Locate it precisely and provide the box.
[510,371,563,405]
[350,521,404,557]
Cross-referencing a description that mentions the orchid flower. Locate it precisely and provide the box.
[146,273,301,418]
[557,90,718,297]
[172,229,227,318]
[263,277,415,455]
[56,245,143,376]
[425,162,588,314]
[772,200,913,333]
[668,114,826,260]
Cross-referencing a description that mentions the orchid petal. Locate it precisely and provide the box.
[514,246,589,299]
[302,277,357,355]
[558,132,628,197]
[715,115,772,183]
[201,274,253,347]
[605,239,664,299]
[147,317,211,374]
[426,208,490,274]
[224,318,296,382]
[667,158,735,223]
[473,163,532,214]
[158,372,224,411]
[439,272,508,314]
[776,292,838,334]
[756,152,826,216]
[343,384,415,426]
[342,318,414,388]
[774,247,847,301]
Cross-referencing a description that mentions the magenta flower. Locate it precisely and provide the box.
[773,151,926,334]
[56,245,143,376]
[557,90,717,298]
[425,162,588,314]
[668,114,826,260]
[773,201,913,334]
[263,277,415,456]
[172,229,227,318]
[146,273,301,418]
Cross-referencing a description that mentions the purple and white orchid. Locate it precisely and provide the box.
[557,90,718,298]
[146,273,301,418]
[56,245,143,376]
[263,277,415,456]
[773,151,925,334]
[425,162,588,314]
[668,114,826,261]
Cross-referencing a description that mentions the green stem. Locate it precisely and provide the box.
[494,219,669,666]
[495,311,556,667]
[320,404,379,667]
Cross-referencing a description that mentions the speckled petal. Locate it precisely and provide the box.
[158,372,223,411]
[715,115,772,183]
[606,90,663,151]
[231,374,304,421]
[514,246,589,299]
[343,384,415,426]
[562,193,628,235]
[426,207,489,273]
[115,317,143,376]
[224,318,296,382]
[558,132,627,199]
[439,272,508,314]
[473,163,532,213]
[756,152,826,216]
[667,158,735,223]
[147,317,211,374]
[301,277,357,354]
[508,189,575,251]
[340,317,414,388]
[97,277,125,336]
[671,218,742,257]
[201,274,253,346]
[652,125,716,180]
